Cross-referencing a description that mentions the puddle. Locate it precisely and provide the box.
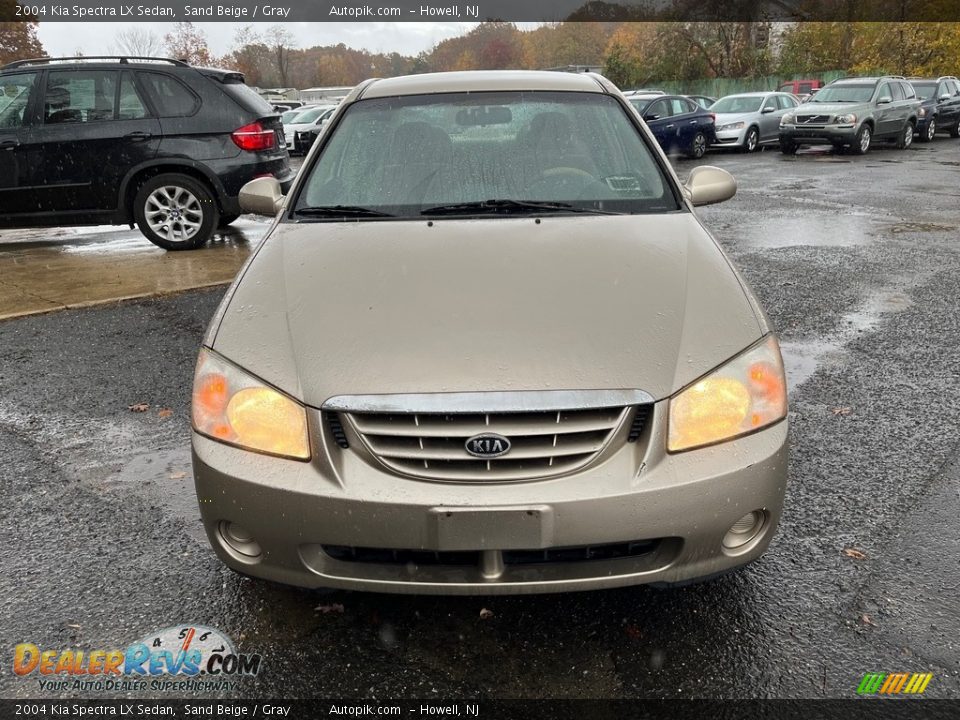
[884,222,955,234]
[780,289,913,391]
[100,447,206,545]
[741,213,877,248]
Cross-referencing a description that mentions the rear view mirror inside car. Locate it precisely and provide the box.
[455,106,512,126]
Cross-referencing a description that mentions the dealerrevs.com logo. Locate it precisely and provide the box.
[13,625,262,693]
[857,672,934,695]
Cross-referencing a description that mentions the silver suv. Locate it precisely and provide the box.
[778,76,921,154]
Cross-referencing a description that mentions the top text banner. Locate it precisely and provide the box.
[8,0,960,22]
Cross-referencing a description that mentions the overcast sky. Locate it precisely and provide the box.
[37,22,493,59]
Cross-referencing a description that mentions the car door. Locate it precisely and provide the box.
[937,79,960,128]
[757,95,782,141]
[0,71,40,223]
[669,97,700,150]
[25,68,161,216]
[642,98,675,151]
[874,82,899,137]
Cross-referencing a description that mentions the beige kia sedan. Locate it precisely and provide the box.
[191,71,788,594]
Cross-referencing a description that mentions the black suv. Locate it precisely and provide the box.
[908,76,960,141]
[0,56,294,250]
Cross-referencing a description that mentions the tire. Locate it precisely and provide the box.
[218,213,241,228]
[779,138,798,155]
[133,173,219,251]
[742,126,760,153]
[896,121,914,149]
[951,116,960,138]
[851,124,872,155]
[918,117,936,142]
[686,132,707,159]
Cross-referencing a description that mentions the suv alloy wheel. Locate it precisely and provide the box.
[134,173,219,250]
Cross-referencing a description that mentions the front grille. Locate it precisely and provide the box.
[796,114,832,124]
[323,539,661,567]
[343,406,644,481]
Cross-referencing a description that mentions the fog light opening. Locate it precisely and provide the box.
[722,511,766,550]
[218,521,262,558]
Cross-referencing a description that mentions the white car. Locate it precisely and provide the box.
[283,105,338,153]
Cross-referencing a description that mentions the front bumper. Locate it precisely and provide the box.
[779,124,858,145]
[710,127,747,147]
[192,404,788,594]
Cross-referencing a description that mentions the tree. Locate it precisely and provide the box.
[163,22,212,66]
[113,28,163,57]
[264,25,297,87]
[0,2,46,66]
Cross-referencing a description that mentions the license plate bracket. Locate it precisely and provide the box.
[429,506,553,551]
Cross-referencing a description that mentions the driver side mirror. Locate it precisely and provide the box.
[684,166,737,207]
[761,106,776,113]
[877,96,892,104]
[643,113,660,121]
[239,177,285,216]
[939,93,951,101]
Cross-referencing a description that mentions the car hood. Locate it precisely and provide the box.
[797,102,864,114]
[211,215,764,407]
[713,111,759,124]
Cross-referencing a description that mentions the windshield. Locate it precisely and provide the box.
[812,85,875,103]
[281,109,302,123]
[710,96,764,114]
[911,82,936,100]
[292,106,332,124]
[628,98,654,114]
[294,91,678,219]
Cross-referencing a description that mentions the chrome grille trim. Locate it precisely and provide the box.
[341,403,645,482]
[322,389,655,414]
[796,114,832,124]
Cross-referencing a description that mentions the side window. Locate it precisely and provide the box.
[937,82,952,99]
[669,98,693,115]
[950,80,960,96]
[138,72,199,117]
[762,96,777,111]
[118,73,149,120]
[778,95,797,109]
[799,83,813,94]
[647,99,670,119]
[891,82,906,100]
[0,72,37,129]
[876,83,891,102]
[43,70,117,124]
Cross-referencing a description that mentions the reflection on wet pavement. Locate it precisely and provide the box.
[0,218,270,320]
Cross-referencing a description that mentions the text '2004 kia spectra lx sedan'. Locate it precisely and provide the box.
[191,71,789,594]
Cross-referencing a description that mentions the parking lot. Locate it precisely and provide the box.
[2,139,959,699]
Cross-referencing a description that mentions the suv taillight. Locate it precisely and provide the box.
[232,122,275,152]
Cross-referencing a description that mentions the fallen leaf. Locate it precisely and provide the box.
[315,603,344,614]
[169,471,188,480]
[479,608,494,620]
[842,547,867,560]
[158,408,173,418]
[66,624,81,629]
[128,403,149,413]
[861,613,877,627]
[832,407,852,416]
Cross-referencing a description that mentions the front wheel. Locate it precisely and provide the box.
[896,121,914,149]
[851,125,872,155]
[919,118,936,142]
[742,126,760,153]
[134,173,218,251]
[779,138,798,155]
[951,116,960,138]
[686,132,707,159]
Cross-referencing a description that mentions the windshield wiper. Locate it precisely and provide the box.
[295,205,394,218]
[421,199,622,216]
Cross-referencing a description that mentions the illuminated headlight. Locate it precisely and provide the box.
[835,113,857,124]
[780,113,795,125]
[192,348,310,460]
[668,336,787,452]
[918,107,927,117]
[717,121,745,131]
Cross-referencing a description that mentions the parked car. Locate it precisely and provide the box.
[283,104,337,152]
[709,92,800,152]
[687,94,717,109]
[293,107,338,153]
[628,94,716,158]
[908,76,960,141]
[777,79,824,99]
[0,56,294,250]
[623,88,665,97]
[778,76,921,154]
[191,70,789,594]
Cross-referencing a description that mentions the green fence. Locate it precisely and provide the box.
[649,70,847,98]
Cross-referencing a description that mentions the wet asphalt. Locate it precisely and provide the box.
[1,139,960,700]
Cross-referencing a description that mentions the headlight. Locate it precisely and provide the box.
[918,107,927,117]
[780,113,795,125]
[717,121,745,131]
[192,348,310,460]
[668,335,787,453]
[835,113,857,124]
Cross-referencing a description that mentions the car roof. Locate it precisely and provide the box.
[360,70,606,99]
[721,91,779,98]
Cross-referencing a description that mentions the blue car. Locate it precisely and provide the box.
[909,76,960,141]
[629,94,717,159]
